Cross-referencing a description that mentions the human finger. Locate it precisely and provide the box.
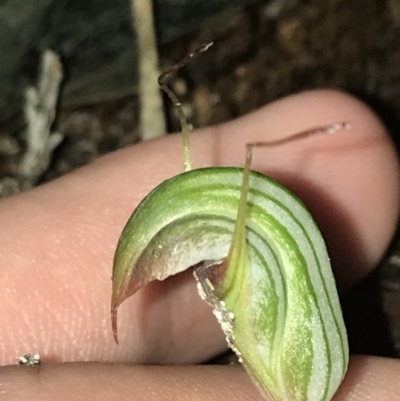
[1,355,400,401]
[0,90,398,366]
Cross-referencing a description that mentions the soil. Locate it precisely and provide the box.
[1,0,400,357]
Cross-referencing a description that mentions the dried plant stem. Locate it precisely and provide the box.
[131,0,166,140]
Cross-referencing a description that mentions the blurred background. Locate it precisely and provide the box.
[0,0,399,359]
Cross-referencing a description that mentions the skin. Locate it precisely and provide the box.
[0,89,399,400]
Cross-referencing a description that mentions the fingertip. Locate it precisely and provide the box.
[209,89,399,288]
